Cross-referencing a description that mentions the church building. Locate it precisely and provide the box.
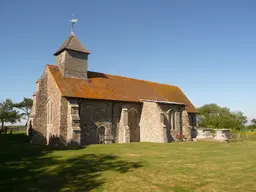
[28,28,198,145]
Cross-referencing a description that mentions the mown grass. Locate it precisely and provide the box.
[231,131,256,141]
[0,134,255,192]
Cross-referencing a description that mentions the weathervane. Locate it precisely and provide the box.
[69,14,78,35]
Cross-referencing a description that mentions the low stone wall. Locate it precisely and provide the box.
[194,128,232,142]
[196,128,213,140]
[214,129,232,141]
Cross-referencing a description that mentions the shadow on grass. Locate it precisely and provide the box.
[0,134,143,192]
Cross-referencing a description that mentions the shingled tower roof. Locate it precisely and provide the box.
[54,34,90,56]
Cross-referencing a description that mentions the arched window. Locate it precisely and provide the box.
[175,111,180,130]
[47,100,52,124]
[98,126,105,136]
[167,110,176,130]
[172,112,176,130]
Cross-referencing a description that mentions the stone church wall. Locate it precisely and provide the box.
[182,110,191,140]
[47,70,62,142]
[32,70,48,144]
[31,68,69,145]
[67,99,142,145]
[140,102,190,143]
[59,97,68,143]
[115,102,142,143]
[140,102,163,142]
[79,100,113,145]
[158,104,185,142]
[61,97,195,145]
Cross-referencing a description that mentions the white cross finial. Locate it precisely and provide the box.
[69,14,78,35]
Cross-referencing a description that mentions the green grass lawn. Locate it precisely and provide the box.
[0,134,255,192]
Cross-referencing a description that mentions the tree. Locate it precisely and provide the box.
[251,119,256,126]
[230,111,247,131]
[246,119,256,131]
[197,104,247,131]
[14,97,33,120]
[0,99,21,131]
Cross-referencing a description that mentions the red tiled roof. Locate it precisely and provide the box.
[47,65,197,113]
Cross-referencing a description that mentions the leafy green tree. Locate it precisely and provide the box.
[230,111,247,131]
[197,104,247,131]
[246,119,256,131]
[0,99,21,131]
[251,119,256,125]
[14,97,33,120]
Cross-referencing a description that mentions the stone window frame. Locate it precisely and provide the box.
[47,100,53,125]
[175,111,180,130]
[167,109,181,131]
[160,112,165,126]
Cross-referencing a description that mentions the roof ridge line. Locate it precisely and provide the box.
[66,34,74,47]
[47,65,179,89]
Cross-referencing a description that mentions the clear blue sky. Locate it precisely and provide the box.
[1,0,256,122]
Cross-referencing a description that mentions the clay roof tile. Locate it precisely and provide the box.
[47,65,197,113]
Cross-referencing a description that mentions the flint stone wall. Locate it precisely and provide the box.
[47,70,62,142]
[59,97,68,143]
[140,102,163,142]
[31,68,67,145]
[73,99,142,145]
[32,70,48,144]
[158,103,187,142]
[182,110,191,141]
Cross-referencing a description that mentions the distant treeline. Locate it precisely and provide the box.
[6,125,26,133]
[7,125,26,129]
